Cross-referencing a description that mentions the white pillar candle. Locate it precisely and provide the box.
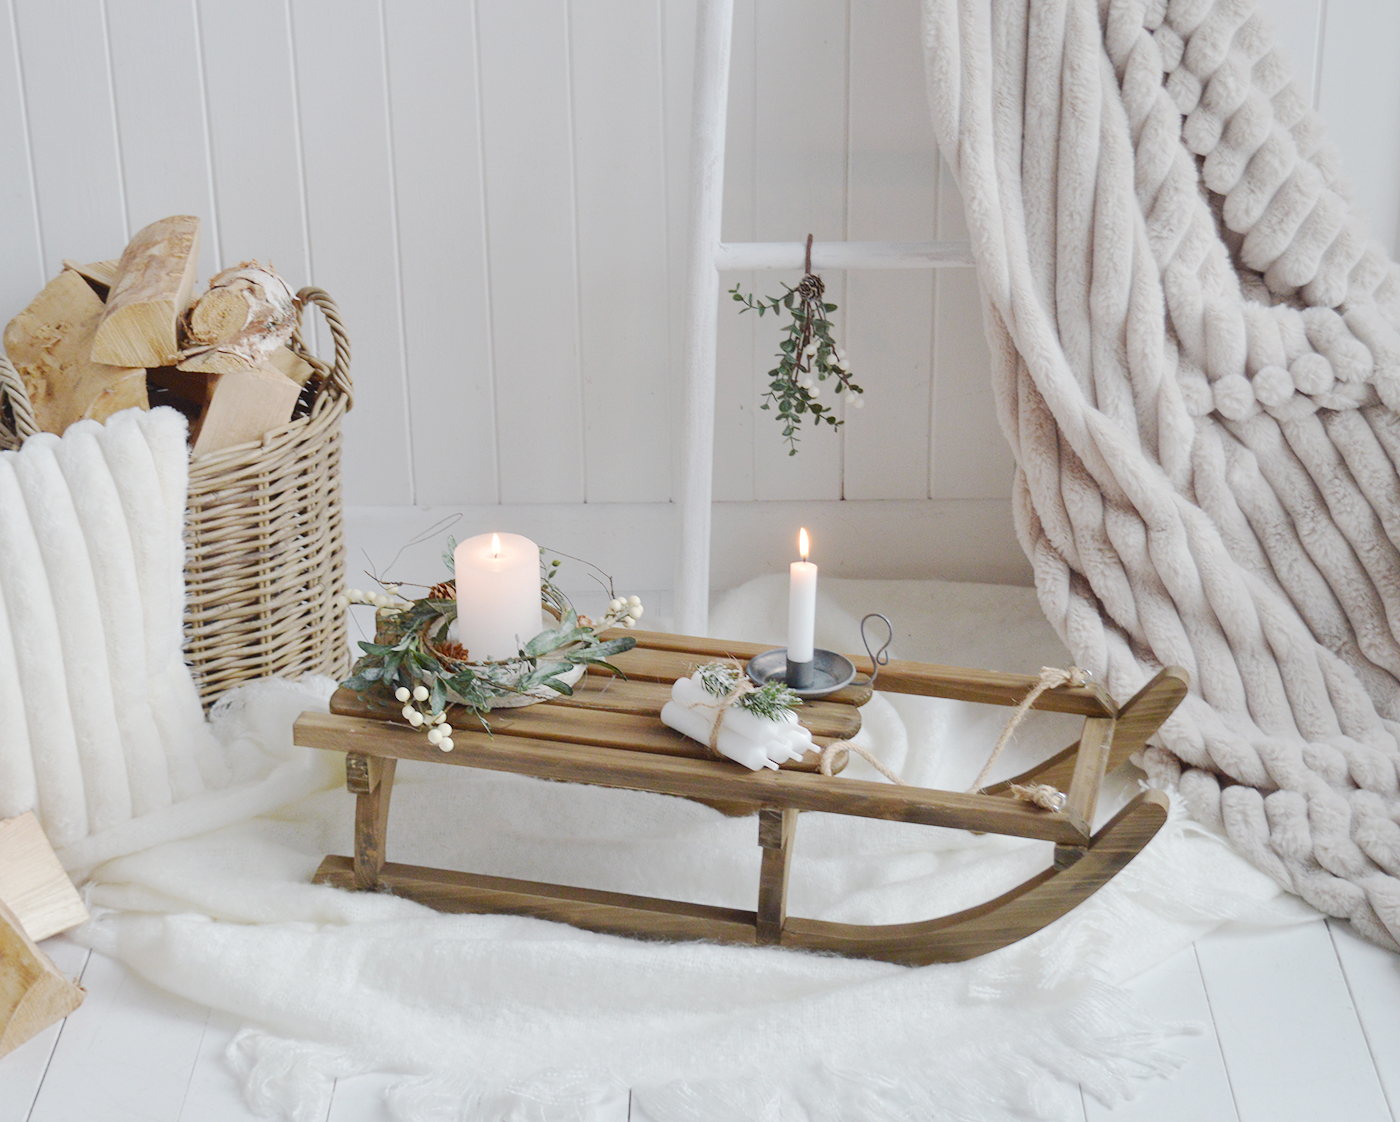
[787,527,817,663]
[454,532,542,662]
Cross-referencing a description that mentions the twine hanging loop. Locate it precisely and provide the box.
[969,665,1089,794]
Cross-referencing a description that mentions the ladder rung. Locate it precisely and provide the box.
[714,240,975,271]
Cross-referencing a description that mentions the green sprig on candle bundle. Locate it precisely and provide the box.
[695,662,803,722]
[341,547,640,746]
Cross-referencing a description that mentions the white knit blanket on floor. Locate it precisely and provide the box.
[923,0,1400,948]
[75,577,1314,1122]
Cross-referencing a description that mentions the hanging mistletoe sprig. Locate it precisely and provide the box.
[729,234,864,455]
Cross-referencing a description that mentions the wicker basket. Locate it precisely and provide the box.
[0,286,354,707]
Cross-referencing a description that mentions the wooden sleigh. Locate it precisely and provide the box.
[293,630,1188,965]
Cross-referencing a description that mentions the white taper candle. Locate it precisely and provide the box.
[788,527,817,663]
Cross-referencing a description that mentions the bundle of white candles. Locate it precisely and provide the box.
[660,668,813,771]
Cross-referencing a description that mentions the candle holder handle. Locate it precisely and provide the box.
[858,613,893,688]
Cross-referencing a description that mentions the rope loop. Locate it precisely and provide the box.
[969,666,1088,794]
[819,740,907,785]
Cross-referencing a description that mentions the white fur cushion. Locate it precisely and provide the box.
[0,407,220,872]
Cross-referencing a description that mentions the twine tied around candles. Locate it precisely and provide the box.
[968,665,1091,805]
[691,659,906,780]
[695,665,761,759]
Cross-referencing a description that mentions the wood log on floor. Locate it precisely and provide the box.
[0,895,84,1059]
[0,814,88,944]
[91,215,201,367]
[190,362,302,455]
[3,270,147,434]
[0,815,86,1060]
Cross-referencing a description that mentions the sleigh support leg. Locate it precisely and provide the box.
[757,808,797,944]
[348,752,396,889]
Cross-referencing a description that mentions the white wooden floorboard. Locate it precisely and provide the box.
[325,1072,398,1122]
[176,1009,267,1122]
[1084,944,1239,1122]
[1329,917,1400,1120]
[1194,921,1392,1122]
[8,922,1400,1122]
[322,1074,629,1121]
[27,948,213,1122]
[0,935,89,1122]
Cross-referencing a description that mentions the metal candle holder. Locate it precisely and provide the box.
[746,613,894,698]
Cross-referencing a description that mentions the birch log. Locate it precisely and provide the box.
[3,271,147,434]
[178,262,299,374]
[91,215,202,366]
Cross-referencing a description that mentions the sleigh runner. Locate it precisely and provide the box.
[294,630,1188,964]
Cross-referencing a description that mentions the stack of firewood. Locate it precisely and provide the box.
[3,215,313,455]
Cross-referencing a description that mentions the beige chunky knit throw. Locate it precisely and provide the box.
[923,0,1400,948]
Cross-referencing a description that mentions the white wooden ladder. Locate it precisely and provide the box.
[674,0,977,634]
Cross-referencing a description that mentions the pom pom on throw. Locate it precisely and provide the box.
[1251,364,1294,408]
[1212,373,1256,420]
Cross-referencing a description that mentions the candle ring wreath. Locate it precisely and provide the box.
[340,546,641,751]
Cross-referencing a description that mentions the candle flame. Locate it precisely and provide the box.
[799,527,809,561]
[491,533,501,559]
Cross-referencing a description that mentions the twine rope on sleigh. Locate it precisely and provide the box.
[967,666,1091,811]
[822,665,1087,809]
[923,0,1400,947]
[699,661,1082,808]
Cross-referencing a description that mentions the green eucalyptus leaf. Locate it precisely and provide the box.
[522,629,568,658]
[592,636,638,657]
[589,660,629,679]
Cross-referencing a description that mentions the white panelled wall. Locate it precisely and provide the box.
[1,0,1397,606]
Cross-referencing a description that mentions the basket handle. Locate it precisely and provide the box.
[0,350,39,444]
[295,287,353,411]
